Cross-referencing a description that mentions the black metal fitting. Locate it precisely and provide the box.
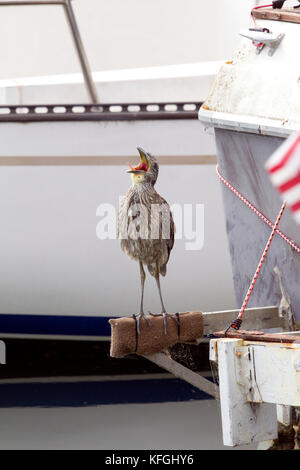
[272,0,286,8]
[224,317,243,336]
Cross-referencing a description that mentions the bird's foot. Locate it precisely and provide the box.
[132,312,152,335]
[163,311,180,336]
[148,311,180,336]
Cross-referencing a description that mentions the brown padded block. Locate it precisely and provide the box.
[109,311,203,358]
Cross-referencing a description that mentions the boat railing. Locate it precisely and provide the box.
[0,0,99,104]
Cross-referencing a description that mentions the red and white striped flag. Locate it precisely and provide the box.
[265,133,300,225]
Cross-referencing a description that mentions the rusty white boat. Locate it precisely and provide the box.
[198,4,300,323]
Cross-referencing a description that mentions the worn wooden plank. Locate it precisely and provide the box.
[144,352,219,399]
[202,306,283,336]
[110,312,204,358]
[253,8,300,24]
[214,329,300,344]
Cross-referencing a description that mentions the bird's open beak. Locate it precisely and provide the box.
[126,147,150,173]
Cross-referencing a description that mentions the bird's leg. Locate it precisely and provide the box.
[132,262,151,335]
[139,261,146,314]
[150,270,180,335]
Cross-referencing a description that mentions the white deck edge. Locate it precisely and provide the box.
[0,61,223,89]
[198,107,300,138]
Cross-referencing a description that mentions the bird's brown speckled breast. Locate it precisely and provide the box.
[118,183,174,275]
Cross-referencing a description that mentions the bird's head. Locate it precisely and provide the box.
[127,147,159,185]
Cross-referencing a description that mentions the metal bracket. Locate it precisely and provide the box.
[268,33,285,56]
[239,29,285,56]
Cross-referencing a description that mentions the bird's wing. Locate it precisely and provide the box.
[144,191,175,275]
[165,205,175,266]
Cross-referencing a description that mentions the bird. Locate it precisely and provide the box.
[118,147,177,335]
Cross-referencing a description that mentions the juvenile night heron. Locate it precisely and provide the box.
[118,147,177,334]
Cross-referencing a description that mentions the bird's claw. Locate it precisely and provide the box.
[132,312,152,335]
[163,312,181,336]
[148,311,180,336]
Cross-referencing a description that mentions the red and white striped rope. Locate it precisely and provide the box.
[237,201,286,320]
[216,165,300,253]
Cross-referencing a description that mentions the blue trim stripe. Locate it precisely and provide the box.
[0,378,213,407]
[0,314,112,337]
